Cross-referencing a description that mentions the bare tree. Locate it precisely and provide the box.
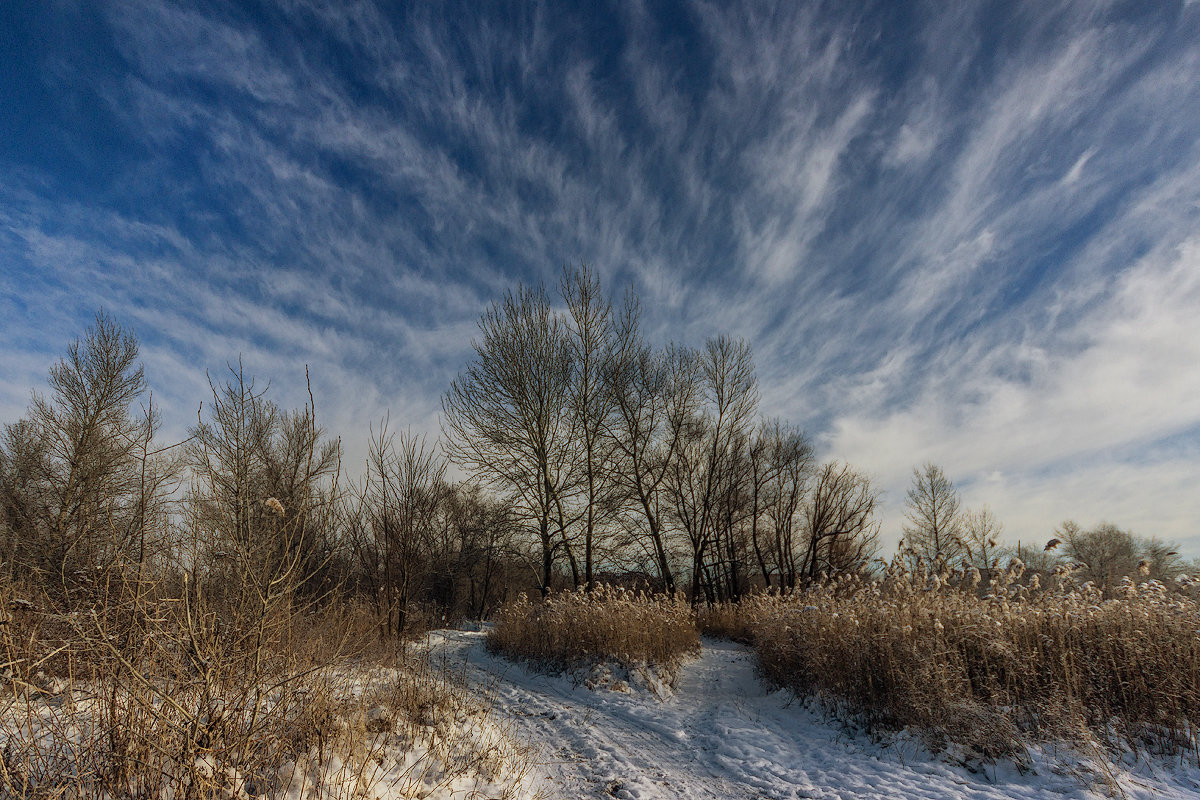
[442,285,576,596]
[561,264,617,589]
[749,419,814,588]
[602,297,698,594]
[706,427,754,601]
[802,462,879,580]
[958,505,1003,576]
[1140,536,1185,582]
[0,419,53,584]
[664,336,758,602]
[359,420,446,636]
[902,463,963,567]
[187,363,340,607]
[432,482,521,620]
[1057,521,1183,590]
[2,313,168,603]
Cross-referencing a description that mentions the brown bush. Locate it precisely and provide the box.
[487,585,699,687]
[0,573,530,799]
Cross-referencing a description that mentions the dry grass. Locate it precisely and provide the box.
[486,586,700,689]
[727,562,1200,761]
[0,575,531,799]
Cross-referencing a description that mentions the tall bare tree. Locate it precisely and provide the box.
[561,264,617,589]
[749,419,814,588]
[442,285,576,595]
[664,336,758,602]
[602,297,697,594]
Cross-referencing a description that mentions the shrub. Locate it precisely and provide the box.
[0,574,531,799]
[486,586,699,688]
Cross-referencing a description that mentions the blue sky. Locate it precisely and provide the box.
[3,0,1199,554]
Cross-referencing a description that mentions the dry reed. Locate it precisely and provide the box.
[730,561,1200,761]
[486,586,699,688]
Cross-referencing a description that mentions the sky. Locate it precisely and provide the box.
[2,0,1199,555]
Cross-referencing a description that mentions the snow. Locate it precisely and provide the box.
[7,631,1200,799]
[0,662,536,800]
[427,630,1200,800]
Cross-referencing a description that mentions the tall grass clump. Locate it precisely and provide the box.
[487,586,699,689]
[743,561,1200,761]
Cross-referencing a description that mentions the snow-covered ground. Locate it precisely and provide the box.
[426,630,1200,800]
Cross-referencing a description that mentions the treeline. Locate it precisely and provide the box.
[899,462,1190,592]
[1,269,1184,629]
[441,266,882,602]
[0,268,884,627]
[0,316,526,631]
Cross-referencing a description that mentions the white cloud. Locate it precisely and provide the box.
[886,123,936,167]
[1061,147,1096,185]
[830,237,1200,550]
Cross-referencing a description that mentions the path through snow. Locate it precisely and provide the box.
[426,631,1200,800]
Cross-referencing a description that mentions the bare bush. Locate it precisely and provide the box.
[0,572,531,799]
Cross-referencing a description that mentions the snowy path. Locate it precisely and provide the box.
[426,631,1200,800]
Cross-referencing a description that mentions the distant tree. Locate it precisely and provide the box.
[958,506,1004,575]
[358,420,446,636]
[903,463,963,567]
[996,539,1059,576]
[432,482,522,620]
[1058,521,1136,589]
[1056,520,1184,590]
[1140,536,1186,581]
